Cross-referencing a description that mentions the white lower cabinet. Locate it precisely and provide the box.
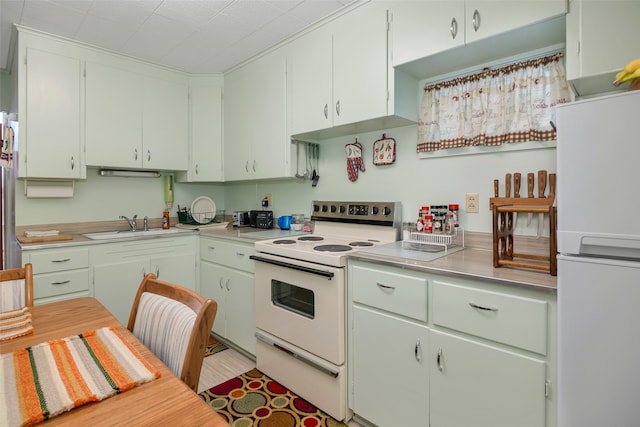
[23,247,89,304]
[348,260,555,427]
[429,330,546,427]
[199,236,255,355]
[352,306,429,427]
[91,236,197,325]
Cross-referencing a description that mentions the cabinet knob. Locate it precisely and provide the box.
[134,148,138,161]
[71,156,75,170]
[147,149,151,162]
[324,103,328,119]
[472,9,481,32]
[335,100,341,117]
[450,17,458,39]
[195,164,199,175]
[415,340,422,362]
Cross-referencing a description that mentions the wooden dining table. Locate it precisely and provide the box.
[0,297,229,426]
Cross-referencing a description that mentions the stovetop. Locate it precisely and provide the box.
[253,200,402,267]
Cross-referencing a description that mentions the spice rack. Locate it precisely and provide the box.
[490,171,557,276]
[403,227,464,253]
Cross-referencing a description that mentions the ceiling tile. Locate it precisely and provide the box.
[0,0,356,73]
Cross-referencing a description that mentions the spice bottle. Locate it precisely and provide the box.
[162,210,170,229]
[424,214,434,233]
[416,211,425,232]
[448,204,459,227]
[444,212,454,234]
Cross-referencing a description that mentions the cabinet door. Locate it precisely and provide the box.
[430,330,546,427]
[351,306,429,427]
[391,1,464,66]
[142,77,189,170]
[93,258,148,325]
[225,267,255,356]
[200,261,228,338]
[186,85,223,181]
[288,27,333,135]
[150,252,196,291]
[332,3,389,127]
[224,50,289,181]
[464,0,567,44]
[85,62,143,169]
[566,0,640,81]
[23,48,83,178]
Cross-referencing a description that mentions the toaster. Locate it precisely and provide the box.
[232,211,250,227]
[249,210,273,229]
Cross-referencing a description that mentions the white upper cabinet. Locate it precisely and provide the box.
[392,0,567,69]
[224,49,290,181]
[85,62,142,169]
[177,84,223,182]
[391,1,465,67]
[85,62,188,171]
[19,47,85,179]
[565,0,640,97]
[289,2,416,139]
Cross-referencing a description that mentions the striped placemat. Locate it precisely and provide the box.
[0,326,161,427]
[0,307,33,342]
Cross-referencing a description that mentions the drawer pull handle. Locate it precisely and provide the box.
[52,258,71,263]
[208,246,216,251]
[414,340,421,362]
[52,280,70,285]
[469,302,498,312]
[236,252,245,257]
[437,346,444,372]
[376,282,395,291]
[225,279,230,291]
[219,278,224,289]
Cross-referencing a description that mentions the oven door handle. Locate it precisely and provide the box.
[250,255,335,278]
[255,332,339,378]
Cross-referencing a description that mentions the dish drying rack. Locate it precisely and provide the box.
[177,210,223,226]
[402,227,464,253]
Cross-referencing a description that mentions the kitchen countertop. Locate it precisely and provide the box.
[349,241,557,294]
[18,221,556,293]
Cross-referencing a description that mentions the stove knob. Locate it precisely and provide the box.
[330,205,337,213]
[322,205,328,212]
[372,206,379,215]
[339,205,346,214]
[313,204,320,212]
[383,206,392,216]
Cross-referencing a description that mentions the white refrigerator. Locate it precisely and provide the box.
[556,90,640,427]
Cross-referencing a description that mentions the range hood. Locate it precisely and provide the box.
[98,169,161,178]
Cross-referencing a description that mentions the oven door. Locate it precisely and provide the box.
[251,253,345,365]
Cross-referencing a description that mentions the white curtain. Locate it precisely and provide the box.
[417,53,569,153]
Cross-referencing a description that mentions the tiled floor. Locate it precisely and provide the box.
[198,345,363,426]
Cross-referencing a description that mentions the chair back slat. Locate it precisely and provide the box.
[0,264,34,311]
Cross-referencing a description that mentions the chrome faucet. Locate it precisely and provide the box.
[143,216,149,231]
[120,215,138,231]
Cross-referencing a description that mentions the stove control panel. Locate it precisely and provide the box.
[311,201,401,226]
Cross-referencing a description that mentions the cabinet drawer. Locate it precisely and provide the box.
[432,281,548,355]
[352,265,428,322]
[34,270,89,299]
[29,248,89,274]
[200,238,254,272]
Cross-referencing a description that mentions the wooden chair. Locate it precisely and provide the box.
[0,263,34,311]
[127,274,217,392]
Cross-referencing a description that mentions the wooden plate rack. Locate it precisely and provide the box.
[490,171,557,276]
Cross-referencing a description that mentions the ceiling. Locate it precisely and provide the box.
[0,0,356,74]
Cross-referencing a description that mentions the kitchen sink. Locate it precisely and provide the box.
[82,228,189,240]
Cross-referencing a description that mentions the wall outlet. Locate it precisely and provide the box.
[466,193,479,213]
[263,193,272,207]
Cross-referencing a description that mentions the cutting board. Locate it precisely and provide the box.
[18,234,74,243]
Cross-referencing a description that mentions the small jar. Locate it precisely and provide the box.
[444,212,454,234]
[424,214,433,233]
[162,210,170,229]
[448,204,459,227]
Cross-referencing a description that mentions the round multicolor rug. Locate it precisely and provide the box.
[198,368,348,427]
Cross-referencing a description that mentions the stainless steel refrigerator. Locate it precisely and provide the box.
[1,112,19,269]
[556,90,640,427]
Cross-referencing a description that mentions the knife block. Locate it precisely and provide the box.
[492,204,557,276]
[490,171,557,276]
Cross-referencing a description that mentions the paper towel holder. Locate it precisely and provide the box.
[23,179,75,198]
